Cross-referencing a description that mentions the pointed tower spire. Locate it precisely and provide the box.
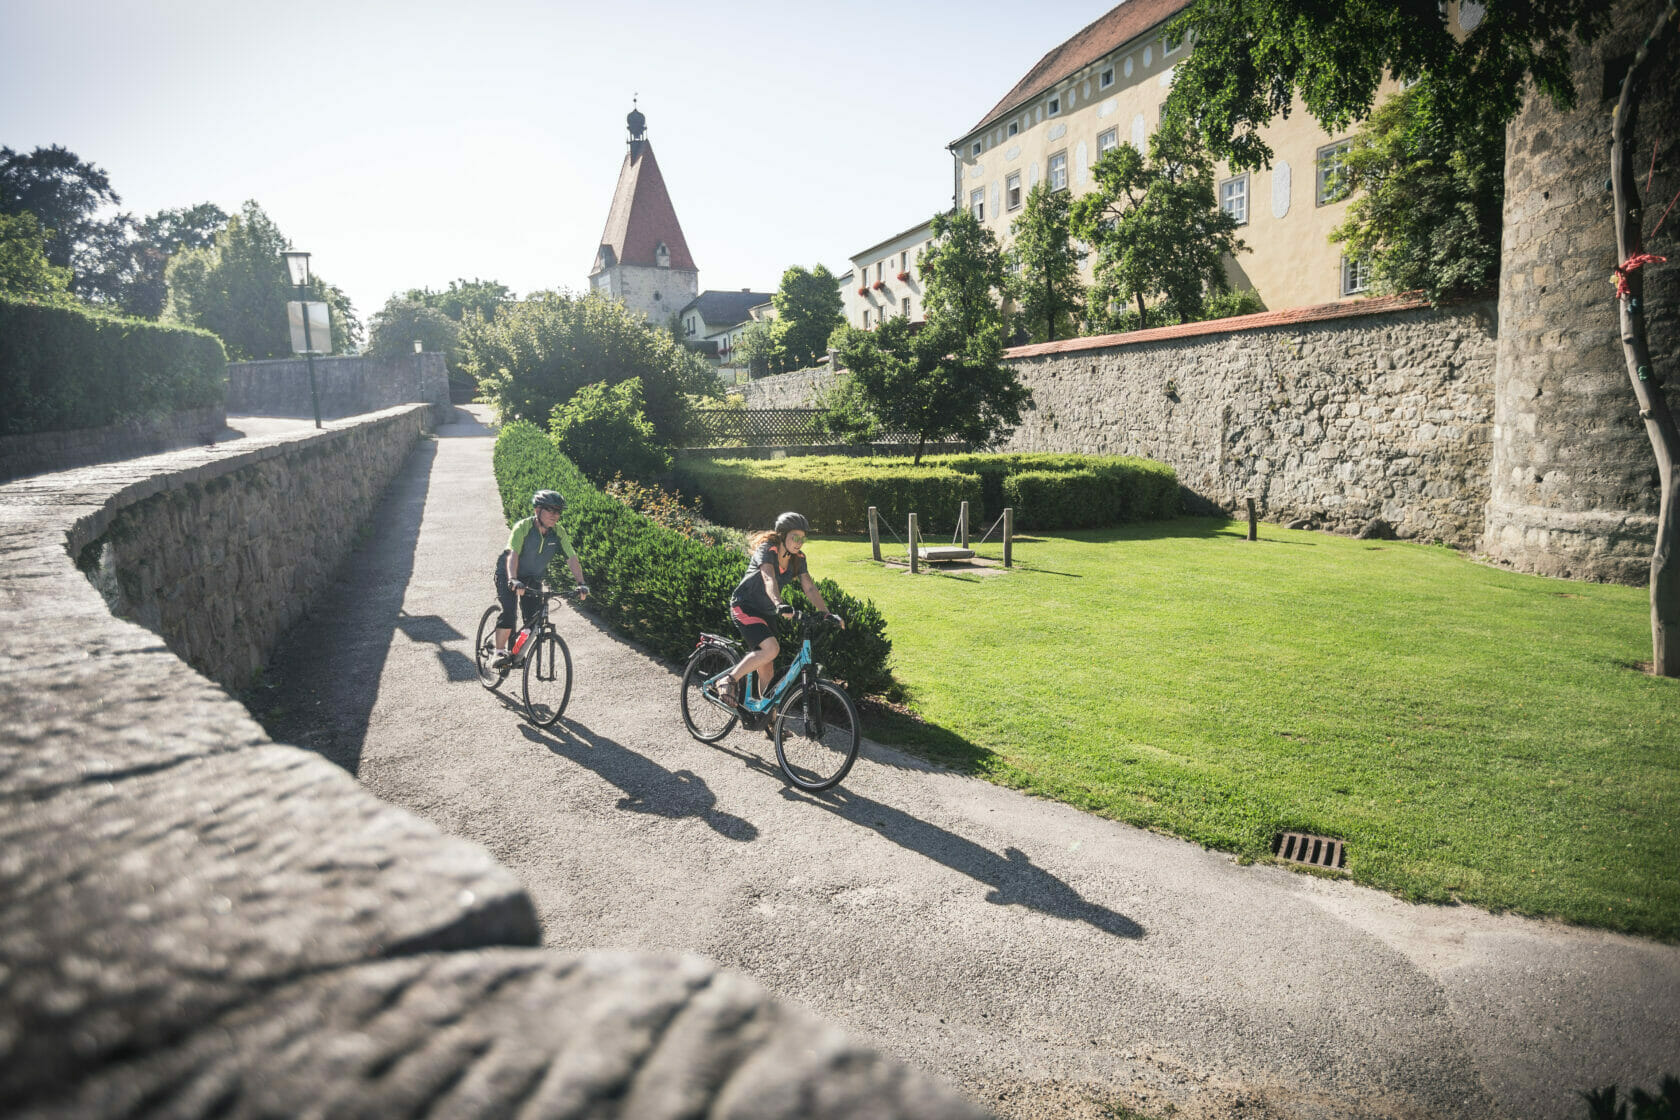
[586,102,700,321]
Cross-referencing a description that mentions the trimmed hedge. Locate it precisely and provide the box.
[0,295,227,436]
[494,421,893,698]
[674,456,982,535]
[675,452,1179,533]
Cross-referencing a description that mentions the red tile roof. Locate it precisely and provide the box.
[963,0,1194,141]
[594,141,696,273]
[1004,293,1433,358]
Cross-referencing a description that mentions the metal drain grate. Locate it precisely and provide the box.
[1275,832,1347,872]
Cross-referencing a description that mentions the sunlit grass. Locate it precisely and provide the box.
[804,518,1679,938]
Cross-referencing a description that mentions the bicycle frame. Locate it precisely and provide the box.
[732,638,814,715]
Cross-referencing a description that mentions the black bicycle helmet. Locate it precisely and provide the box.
[532,489,565,512]
[774,511,809,536]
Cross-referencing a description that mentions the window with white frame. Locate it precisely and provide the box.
[1100,66,1114,88]
[1341,255,1370,295]
[1007,120,1019,137]
[1220,174,1249,224]
[971,140,982,157]
[902,296,911,317]
[1098,128,1118,155]
[863,309,871,328]
[1317,140,1353,204]
[900,251,907,272]
[1048,95,1061,116]
[970,188,985,220]
[1006,172,1022,210]
[1049,150,1068,191]
[877,262,885,282]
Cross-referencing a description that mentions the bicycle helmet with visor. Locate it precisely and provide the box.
[774,511,809,537]
[532,489,565,513]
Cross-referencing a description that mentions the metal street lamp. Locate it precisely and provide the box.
[281,250,323,428]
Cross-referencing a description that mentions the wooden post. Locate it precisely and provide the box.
[868,505,881,562]
[909,513,919,573]
[1246,497,1257,541]
[960,500,970,548]
[1003,507,1013,569]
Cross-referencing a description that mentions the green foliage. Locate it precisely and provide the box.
[99,203,230,319]
[1088,287,1265,336]
[492,420,892,697]
[401,277,512,322]
[770,264,845,370]
[464,289,715,447]
[1007,182,1086,343]
[919,206,1009,343]
[732,317,781,378]
[0,145,119,285]
[0,212,72,297]
[548,378,671,484]
[1071,129,1246,326]
[813,371,881,444]
[0,293,226,435]
[675,455,984,534]
[163,201,358,358]
[368,298,460,363]
[675,452,1177,533]
[1329,83,1504,303]
[1160,0,1611,172]
[603,474,743,550]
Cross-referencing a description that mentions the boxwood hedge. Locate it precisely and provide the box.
[0,295,227,436]
[494,420,892,698]
[674,452,1178,534]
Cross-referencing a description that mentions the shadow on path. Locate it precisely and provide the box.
[249,438,435,775]
[784,784,1144,940]
[519,720,759,842]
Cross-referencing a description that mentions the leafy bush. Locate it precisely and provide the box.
[548,379,671,484]
[603,473,742,551]
[494,420,892,698]
[0,293,226,435]
[674,456,983,535]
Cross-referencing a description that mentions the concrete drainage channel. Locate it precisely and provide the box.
[1274,831,1347,872]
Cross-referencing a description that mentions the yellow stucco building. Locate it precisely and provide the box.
[948,0,1487,312]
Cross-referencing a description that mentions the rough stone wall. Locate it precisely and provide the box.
[0,414,988,1120]
[80,405,435,692]
[999,301,1498,546]
[736,365,839,408]
[610,265,699,325]
[226,352,449,420]
[1483,0,1680,582]
[0,404,226,483]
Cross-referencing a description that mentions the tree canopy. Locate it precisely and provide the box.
[1007,182,1087,343]
[401,277,513,322]
[918,207,1010,343]
[0,212,72,298]
[770,264,845,370]
[1070,129,1246,327]
[0,145,119,280]
[367,298,460,364]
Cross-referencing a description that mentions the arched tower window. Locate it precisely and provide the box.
[655,241,671,268]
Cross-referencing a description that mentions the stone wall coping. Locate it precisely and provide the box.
[1003,293,1434,359]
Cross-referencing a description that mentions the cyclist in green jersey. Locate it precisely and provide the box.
[493,489,588,664]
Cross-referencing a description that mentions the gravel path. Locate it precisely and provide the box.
[255,407,1680,1120]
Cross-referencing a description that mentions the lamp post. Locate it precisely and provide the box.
[281,250,322,428]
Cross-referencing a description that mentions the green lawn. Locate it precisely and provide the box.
[802,518,1680,939]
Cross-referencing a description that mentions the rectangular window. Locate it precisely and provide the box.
[1049,151,1068,191]
[1048,95,1061,116]
[970,188,985,221]
[1007,121,1019,137]
[1098,128,1118,155]
[1317,140,1353,204]
[1100,66,1114,88]
[877,262,885,282]
[1006,172,1022,210]
[1341,255,1369,296]
[900,251,907,272]
[903,296,911,317]
[863,309,871,328]
[1163,30,1184,55]
[971,140,982,157]
[1219,174,1248,224]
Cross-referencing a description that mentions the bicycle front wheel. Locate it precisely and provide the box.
[475,604,507,690]
[522,631,572,726]
[680,645,739,743]
[774,679,860,791]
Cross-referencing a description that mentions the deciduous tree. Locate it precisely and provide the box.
[0,212,72,298]
[770,264,845,370]
[1007,183,1086,343]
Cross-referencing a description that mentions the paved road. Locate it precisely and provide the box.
[256,407,1680,1120]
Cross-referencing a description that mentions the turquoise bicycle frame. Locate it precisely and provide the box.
[712,637,814,715]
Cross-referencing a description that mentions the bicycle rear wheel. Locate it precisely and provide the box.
[522,631,572,726]
[680,645,739,743]
[773,679,860,791]
[475,604,507,690]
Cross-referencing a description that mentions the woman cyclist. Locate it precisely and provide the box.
[716,511,843,709]
[492,489,588,664]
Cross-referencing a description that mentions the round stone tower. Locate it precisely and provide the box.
[1482,0,1680,583]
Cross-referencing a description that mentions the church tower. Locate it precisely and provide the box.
[588,103,699,323]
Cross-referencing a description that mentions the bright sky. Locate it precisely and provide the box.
[2,0,1108,324]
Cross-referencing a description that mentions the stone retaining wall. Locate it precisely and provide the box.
[0,413,985,1119]
[0,404,227,484]
[1002,297,1498,546]
[226,352,450,420]
[735,364,837,408]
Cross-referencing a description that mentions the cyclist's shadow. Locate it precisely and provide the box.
[518,720,758,842]
[783,785,1143,940]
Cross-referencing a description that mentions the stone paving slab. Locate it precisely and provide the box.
[21,949,987,1120]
